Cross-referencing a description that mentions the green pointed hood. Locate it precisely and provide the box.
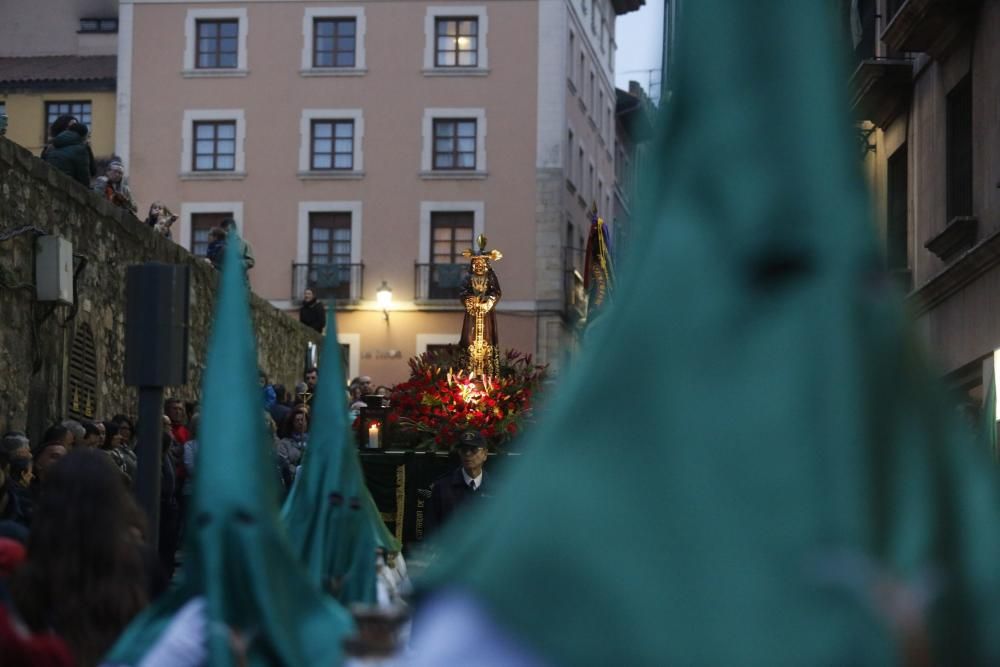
[106,233,353,666]
[281,308,379,605]
[419,2,1000,665]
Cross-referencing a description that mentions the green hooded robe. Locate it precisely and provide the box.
[104,233,354,666]
[418,1,1000,665]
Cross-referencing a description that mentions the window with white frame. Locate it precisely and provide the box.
[578,52,586,99]
[299,109,364,176]
[598,89,604,137]
[301,7,366,73]
[184,8,247,75]
[423,6,488,73]
[179,202,243,254]
[296,202,363,301]
[182,110,245,176]
[577,147,584,194]
[567,31,576,90]
[421,108,486,175]
[418,201,484,300]
[566,128,575,186]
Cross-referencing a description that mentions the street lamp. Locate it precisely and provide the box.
[376,280,392,322]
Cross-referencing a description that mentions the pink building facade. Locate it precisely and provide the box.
[117,0,641,385]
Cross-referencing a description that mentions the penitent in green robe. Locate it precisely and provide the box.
[418,1,1000,665]
[105,233,354,666]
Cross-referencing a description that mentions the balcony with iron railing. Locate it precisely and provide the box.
[848,0,913,128]
[414,263,467,304]
[291,262,363,304]
[881,0,980,59]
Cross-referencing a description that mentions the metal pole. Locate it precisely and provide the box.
[136,385,164,550]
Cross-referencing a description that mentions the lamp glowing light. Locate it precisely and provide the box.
[376,281,392,322]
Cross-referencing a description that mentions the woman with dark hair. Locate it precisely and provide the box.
[277,406,309,471]
[101,420,134,487]
[9,449,150,666]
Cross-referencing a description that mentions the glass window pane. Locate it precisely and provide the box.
[316,20,334,36]
[220,21,238,37]
[334,139,353,153]
[435,122,454,138]
[334,123,353,138]
[199,22,218,37]
[458,51,477,66]
[457,138,475,153]
[438,52,456,66]
[334,52,354,67]
[311,227,331,240]
[314,139,332,153]
[338,20,356,36]
[455,228,473,241]
[219,53,237,68]
[311,242,328,256]
[315,52,333,67]
[217,124,236,139]
[313,123,333,138]
[333,155,352,169]
[334,228,351,240]
[216,156,235,170]
[334,242,351,255]
[457,154,475,168]
[438,36,456,51]
[195,140,215,155]
[195,156,214,170]
[435,138,453,153]
[313,155,332,169]
[196,124,215,140]
[316,36,333,51]
[216,140,235,155]
[220,37,237,52]
[436,20,451,35]
[197,53,215,68]
[460,20,477,35]
[338,36,356,51]
[435,155,454,169]
[458,122,476,137]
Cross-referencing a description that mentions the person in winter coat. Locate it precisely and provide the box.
[298,288,326,333]
[41,123,92,187]
[92,160,138,213]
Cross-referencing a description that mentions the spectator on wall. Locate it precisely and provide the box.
[299,288,326,334]
[92,160,138,214]
[41,116,95,187]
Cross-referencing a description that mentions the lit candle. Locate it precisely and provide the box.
[368,423,380,449]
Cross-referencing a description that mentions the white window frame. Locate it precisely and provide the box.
[338,333,361,381]
[183,8,248,77]
[179,201,244,255]
[298,109,365,178]
[297,202,364,301]
[421,107,487,178]
[418,201,485,265]
[301,7,367,76]
[422,5,489,75]
[416,333,461,355]
[181,109,246,179]
[566,124,576,187]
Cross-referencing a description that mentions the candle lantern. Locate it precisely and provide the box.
[358,393,389,449]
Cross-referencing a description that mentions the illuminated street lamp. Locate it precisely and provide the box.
[376,280,392,322]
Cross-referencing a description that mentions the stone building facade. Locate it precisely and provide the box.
[0,136,320,443]
[848,0,1000,407]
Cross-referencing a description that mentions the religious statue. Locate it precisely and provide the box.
[584,203,615,322]
[459,235,503,378]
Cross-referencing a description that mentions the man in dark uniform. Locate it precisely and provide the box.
[427,430,490,534]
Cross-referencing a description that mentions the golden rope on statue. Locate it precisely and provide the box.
[459,234,503,379]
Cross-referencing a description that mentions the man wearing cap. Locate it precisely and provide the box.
[93,159,138,213]
[427,430,491,535]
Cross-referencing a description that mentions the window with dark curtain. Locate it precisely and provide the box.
[886,144,910,290]
[947,75,973,220]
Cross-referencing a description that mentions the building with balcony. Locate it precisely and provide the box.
[0,0,119,158]
[117,0,643,384]
[846,0,1000,409]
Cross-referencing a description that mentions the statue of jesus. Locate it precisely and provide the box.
[459,235,503,378]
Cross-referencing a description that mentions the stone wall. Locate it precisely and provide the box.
[0,137,321,442]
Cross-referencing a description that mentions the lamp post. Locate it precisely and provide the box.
[376,280,392,322]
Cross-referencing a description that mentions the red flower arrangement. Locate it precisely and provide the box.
[386,347,548,450]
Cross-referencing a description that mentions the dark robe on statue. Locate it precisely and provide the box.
[459,266,502,377]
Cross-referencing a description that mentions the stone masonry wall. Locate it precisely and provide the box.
[0,137,320,442]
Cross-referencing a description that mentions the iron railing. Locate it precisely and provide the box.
[414,262,467,301]
[291,262,363,303]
